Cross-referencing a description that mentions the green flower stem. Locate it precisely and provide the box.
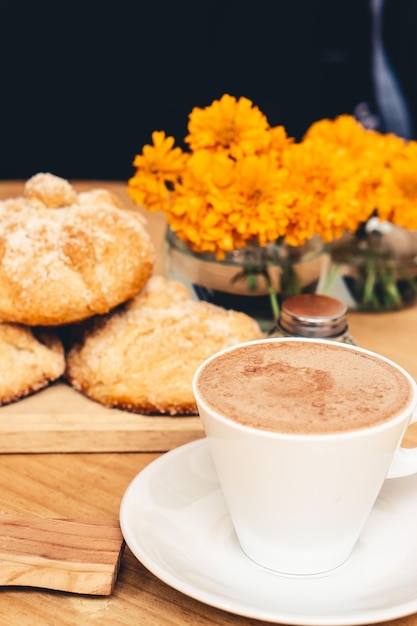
[261,267,280,321]
[381,255,402,308]
[327,232,417,311]
[245,272,258,291]
[362,251,402,309]
[320,263,341,295]
[363,253,378,306]
[280,263,302,298]
[232,265,281,322]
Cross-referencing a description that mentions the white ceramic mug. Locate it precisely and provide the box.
[192,338,417,576]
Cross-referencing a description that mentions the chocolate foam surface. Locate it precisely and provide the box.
[197,341,414,434]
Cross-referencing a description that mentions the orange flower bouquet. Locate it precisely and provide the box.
[128,95,417,314]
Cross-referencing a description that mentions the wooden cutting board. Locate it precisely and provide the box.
[0,514,124,595]
[0,381,205,454]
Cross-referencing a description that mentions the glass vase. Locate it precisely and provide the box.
[164,229,326,331]
[321,224,417,312]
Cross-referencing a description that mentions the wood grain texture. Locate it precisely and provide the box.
[0,382,204,453]
[0,515,124,595]
[348,307,417,381]
[0,453,272,626]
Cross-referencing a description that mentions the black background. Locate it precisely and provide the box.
[1,0,416,181]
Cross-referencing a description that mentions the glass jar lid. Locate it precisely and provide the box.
[279,294,348,338]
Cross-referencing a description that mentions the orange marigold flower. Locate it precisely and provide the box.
[185,94,270,159]
[268,125,294,164]
[281,135,376,244]
[304,115,370,159]
[185,149,235,191]
[167,154,291,257]
[375,140,417,229]
[131,130,186,181]
[127,172,170,213]
[127,96,417,259]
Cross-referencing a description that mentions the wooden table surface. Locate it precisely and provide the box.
[0,180,417,626]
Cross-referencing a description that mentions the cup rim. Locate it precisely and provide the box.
[192,337,417,441]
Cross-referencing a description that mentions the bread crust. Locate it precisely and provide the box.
[0,173,155,326]
[0,323,65,406]
[66,276,264,415]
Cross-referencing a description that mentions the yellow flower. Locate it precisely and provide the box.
[376,140,417,230]
[281,137,369,244]
[128,130,187,212]
[304,115,370,159]
[213,155,290,247]
[269,125,294,164]
[168,154,291,258]
[185,149,235,191]
[185,94,271,159]
[131,130,186,181]
[127,172,170,213]
[128,96,417,258]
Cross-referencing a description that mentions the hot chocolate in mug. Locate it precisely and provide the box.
[192,338,417,576]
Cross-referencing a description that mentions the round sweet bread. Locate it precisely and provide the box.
[66,276,264,415]
[0,323,65,406]
[0,173,155,326]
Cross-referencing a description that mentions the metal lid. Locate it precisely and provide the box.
[279,294,348,338]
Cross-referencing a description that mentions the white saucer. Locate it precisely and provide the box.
[120,439,417,625]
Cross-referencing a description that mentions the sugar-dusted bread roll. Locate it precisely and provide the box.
[0,323,65,406]
[0,173,155,326]
[66,276,264,415]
